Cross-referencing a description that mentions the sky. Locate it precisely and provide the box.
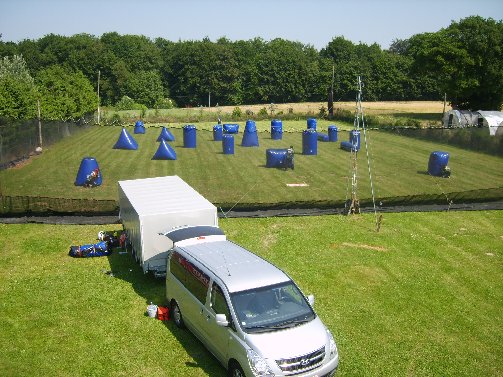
[0,0,502,50]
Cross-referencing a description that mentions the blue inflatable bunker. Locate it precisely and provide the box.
[75,157,102,187]
[428,151,451,177]
[157,127,175,142]
[340,130,361,152]
[307,118,317,130]
[152,140,177,160]
[271,119,283,140]
[113,128,138,150]
[183,125,197,148]
[317,133,329,142]
[223,124,239,134]
[328,125,338,142]
[242,120,259,147]
[213,125,223,141]
[266,148,294,170]
[134,120,145,134]
[223,134,234,154]
[302,129,317,155]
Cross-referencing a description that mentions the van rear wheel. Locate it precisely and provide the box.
[171,301,185,328]
[228,362,245,377]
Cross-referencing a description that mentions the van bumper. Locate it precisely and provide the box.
[244,354,339,377]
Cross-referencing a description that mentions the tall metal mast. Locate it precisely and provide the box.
[346,76,381,231]
[346,76,363,215]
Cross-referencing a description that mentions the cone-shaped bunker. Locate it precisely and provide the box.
[75,157,102,187]
[113,128,138,150]
[157,127,175,142]
[152,140,177,160]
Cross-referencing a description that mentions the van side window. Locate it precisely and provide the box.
[170,251,210,303]
[210,282,230,318]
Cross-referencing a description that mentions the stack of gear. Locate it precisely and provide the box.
[68,241,112,258]
[69,231,119,257]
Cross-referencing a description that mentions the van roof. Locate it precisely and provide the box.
[176,240,290,293]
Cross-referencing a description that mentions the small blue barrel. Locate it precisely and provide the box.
[75,157,102,186]
[222,134,234,155]
[428,151,449,176]
[328,125,338,142]
[183,124,197,148]
[307,118,317,130]
[134,120,145,134]
[349,130,360,150]
[271,119,283,140]
[223,124,239,134]
[245,120,256,132]
[213,125,223,141]
[302,129,318,155]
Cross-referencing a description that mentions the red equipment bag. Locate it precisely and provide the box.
[157,306,170,321]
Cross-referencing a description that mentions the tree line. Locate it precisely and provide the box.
[0,15,501,120]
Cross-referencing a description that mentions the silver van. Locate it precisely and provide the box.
[164,226,339,377]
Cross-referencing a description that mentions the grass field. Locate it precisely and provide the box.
[1,119,502,212]
[1,210,502,376]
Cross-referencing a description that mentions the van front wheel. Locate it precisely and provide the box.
[228,362,245,377]
[171,301,185,328]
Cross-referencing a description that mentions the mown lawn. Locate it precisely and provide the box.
[1,120,502,211]
[1,210,502,376]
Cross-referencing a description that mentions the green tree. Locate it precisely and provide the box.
[407,16,503,110]
[123,70,164,108]
[0,55,38,119]
[36,65,98,120]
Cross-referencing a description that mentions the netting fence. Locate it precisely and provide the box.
[0,116,93,169]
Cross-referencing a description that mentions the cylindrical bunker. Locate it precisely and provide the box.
[222,134,234,155]
[223,124,239,134]
[307,118,317,130]
[271,119,283,140]
[302,129,318,155]
[213,125,223,141]
[349,130,361,150]
[183,124,197,148]
[134,120,145,134]
[428,151,450,176]
[328,125,338,142]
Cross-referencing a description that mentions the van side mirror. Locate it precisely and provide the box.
[307,294,315,306]
[215,313,229,327]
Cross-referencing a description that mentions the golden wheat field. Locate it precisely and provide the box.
[205,101,446,116]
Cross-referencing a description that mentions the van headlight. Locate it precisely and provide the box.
[247,349,275,377]
[327,330,338,358]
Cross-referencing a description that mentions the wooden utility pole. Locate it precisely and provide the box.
[37,99,42,147]
[97,70,101,124]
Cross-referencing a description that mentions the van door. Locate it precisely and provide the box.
[199,281,232,364]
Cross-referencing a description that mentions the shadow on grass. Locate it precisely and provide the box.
[106,248,226,376]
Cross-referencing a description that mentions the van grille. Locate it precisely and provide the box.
[276,347,325,375]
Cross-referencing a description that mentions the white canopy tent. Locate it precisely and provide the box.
[477,111,503,136]
[442,110,479,128]
[442,110,503,136]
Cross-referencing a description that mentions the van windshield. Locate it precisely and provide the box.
[230,281,315,333]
